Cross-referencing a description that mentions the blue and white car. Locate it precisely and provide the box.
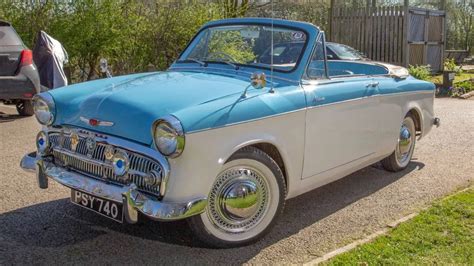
[21,18,439,248]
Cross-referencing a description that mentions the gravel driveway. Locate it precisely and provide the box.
[0,98,472,264]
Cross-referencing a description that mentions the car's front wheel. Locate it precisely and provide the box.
[188,146,286,248]
[16,100,34,116]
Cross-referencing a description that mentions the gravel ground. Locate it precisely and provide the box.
[0,98,472,265]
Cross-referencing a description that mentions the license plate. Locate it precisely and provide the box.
[71,190,123,223]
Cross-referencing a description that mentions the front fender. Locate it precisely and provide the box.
[163,109,306,202]
[402,90,435,139]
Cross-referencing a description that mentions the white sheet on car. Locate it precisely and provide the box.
[33,30,69,89]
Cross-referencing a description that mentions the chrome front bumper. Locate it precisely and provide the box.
[20,152,207,223]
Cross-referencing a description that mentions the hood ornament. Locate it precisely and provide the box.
[80,116,114,127]
[241,72,266,98]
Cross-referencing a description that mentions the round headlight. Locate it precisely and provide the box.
[152,115,185,158]
[33,93,55,125]
[36,131,50,155]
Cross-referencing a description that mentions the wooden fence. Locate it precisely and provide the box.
[330,6,446,72]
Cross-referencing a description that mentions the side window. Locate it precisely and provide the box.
[306,33,327,79]
[326,48,337,60]
[0,26,23,46]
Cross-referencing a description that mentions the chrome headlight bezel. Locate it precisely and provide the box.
[151,115,185,158]
[33,93,56,125]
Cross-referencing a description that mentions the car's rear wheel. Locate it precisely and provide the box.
[188,146,286,248]
[381,115,416,172]
[16,100,34,116]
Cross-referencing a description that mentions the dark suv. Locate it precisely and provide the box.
[0,20,41,116]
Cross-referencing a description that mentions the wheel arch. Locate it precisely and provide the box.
[405,106,423,137]
[225,140,290,194]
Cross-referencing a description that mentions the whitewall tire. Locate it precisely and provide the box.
[188,146,286,248]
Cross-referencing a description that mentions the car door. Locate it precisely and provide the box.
[301,76,381,180]
[370,75,410,156]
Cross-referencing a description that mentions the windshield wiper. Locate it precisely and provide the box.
[176,58,207,67]
[204,60,239,70]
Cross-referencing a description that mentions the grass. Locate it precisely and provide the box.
[429,72,474,84]
[326,187,474,265]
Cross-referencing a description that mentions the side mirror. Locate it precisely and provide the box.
[241,72,267,98]
[250,73,266,89]
[327,54,334,60]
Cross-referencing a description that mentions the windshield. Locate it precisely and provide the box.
[327,43,365,60]
[181,24,307,72]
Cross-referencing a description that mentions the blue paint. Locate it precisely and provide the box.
[38,138,44,146]
[42,18,435,147]
[48,70,305,144]
[116,160,123,168]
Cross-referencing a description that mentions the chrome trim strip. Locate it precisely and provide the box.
[186,90,434,134]
[20,153,207,222]
[187,107,307,134]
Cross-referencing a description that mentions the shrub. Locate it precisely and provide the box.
[408,65,431,81]
[449,80,474,97]
[0,0,224,82]
[444,58,462,73]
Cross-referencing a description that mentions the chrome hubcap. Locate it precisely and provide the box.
[222,180,259,220]
[208,168,268,233]
[396,123,414,165]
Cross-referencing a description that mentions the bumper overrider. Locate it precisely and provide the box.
[20,128,207,223]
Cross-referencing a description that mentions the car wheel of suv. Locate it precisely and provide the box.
[188,146,286,248]
[16,100,34,116]
[381,115,416,172]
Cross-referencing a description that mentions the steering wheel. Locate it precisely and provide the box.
[206,51,237,62]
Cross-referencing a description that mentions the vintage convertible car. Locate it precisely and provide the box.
[20,18,439,248]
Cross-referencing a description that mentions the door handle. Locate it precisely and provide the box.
[366,81,379,88]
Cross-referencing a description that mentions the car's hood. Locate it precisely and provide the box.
[50,71,252,144]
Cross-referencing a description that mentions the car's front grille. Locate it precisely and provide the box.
[49,132,163,196]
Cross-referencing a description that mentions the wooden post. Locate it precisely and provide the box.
[403,5,410,67]
[440,0,447,71]
[439,0,446,10]
[423,10,429,66]
[329,0,335,41]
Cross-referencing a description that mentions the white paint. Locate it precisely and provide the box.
[163,88,435,203]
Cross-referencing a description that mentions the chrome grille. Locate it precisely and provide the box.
[49,132,163,195]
